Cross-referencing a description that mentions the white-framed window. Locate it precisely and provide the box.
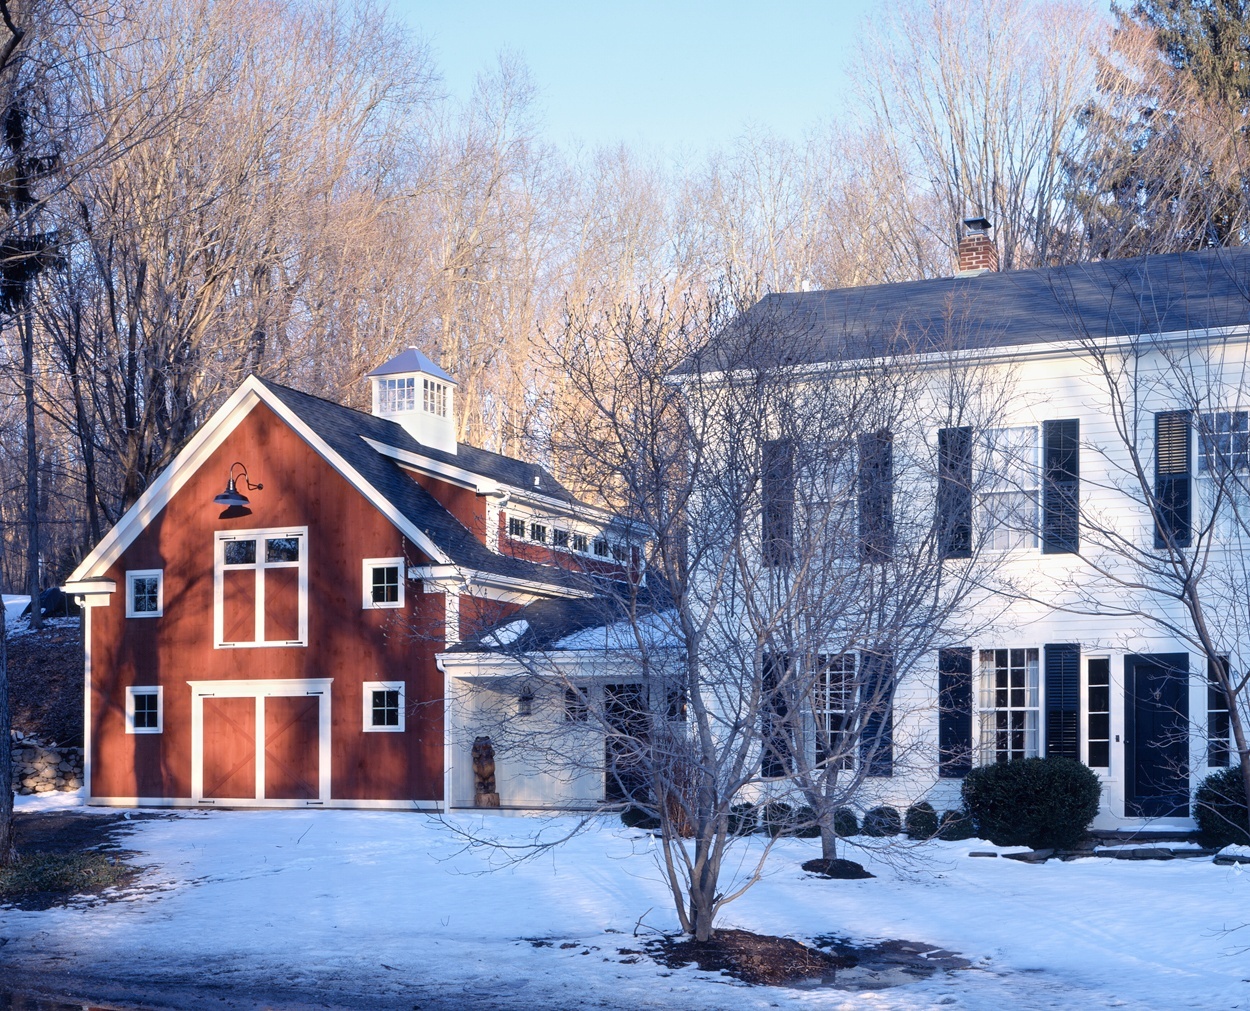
[214,528,308,648]
[126,685,163,734]
[507,515,526,539]
[530,522,548,543]
[125,569,163,618]
[423,378,448,417]
[378,376,416,413]
[363,681,405,732]
[982,426,1038,550]
[552,529,570,549]
[572,532,589,553]
[815,653,855,769]
[1198,410,1250,538]
[362,557,404,609]
[593,537,609,557]
[799,439,858,561]
[978,648,1040,762]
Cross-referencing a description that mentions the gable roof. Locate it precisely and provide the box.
[66,376,594,599]
[365,346,457,383]
[694,247,1250,371]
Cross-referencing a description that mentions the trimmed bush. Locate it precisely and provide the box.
[905,802,939,840]
[791,805,821,838]
[961,757,1100,850]
[937,809,976,841]
[728,802,758,836]
[620,805,660,831]
[833,807,859,837]
[1194,766,1250,848]
[862,806,902,837]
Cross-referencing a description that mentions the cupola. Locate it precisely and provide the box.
[366,347,458,454]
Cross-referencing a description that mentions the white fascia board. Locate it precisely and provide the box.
[363,436,618,524]
[67,377,450,584]
[408,563,593,601]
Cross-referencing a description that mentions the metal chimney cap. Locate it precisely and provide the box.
[963,216,992,234]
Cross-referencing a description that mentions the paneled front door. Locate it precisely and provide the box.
[264,695,320,800]
[203,697,257,800]
[1125,653,1190,818]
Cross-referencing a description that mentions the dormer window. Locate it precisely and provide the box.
[379,377,416,413]
[423,379,448,417]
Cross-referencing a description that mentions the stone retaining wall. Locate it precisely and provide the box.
[10,730,83,794]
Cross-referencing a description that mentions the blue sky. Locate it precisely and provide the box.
[394,0,876,156]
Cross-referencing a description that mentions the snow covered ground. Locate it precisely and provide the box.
[4,792,1250,1010]
[3,593,29,623]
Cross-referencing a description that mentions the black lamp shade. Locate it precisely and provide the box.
[213,477,250,508]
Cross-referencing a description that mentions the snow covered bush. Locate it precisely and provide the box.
[962,757,1100,849]
[862,806,902,837]
[905,802,939,839]
[1194,767,1250,848]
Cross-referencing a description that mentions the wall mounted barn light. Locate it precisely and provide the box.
[213,462,263,510]
[518,687,534,717]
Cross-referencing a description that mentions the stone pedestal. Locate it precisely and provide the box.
[475,792,500,808]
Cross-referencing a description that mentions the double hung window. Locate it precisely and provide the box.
[982,427,1038,550]
[214,528,308,647]
[1198,411,1249,539]
[814,654,855,769]
[978,648,1040,762]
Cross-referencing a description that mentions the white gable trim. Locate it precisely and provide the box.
[67,377,450,584]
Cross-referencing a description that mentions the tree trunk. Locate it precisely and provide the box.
[0,590,14,865]
[23,305,40,630]
[820,822,838,862]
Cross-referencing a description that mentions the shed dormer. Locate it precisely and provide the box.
[367,347,458,454]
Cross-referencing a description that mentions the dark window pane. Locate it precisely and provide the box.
[266,537,300,563]
[1088,713,1110,740]
[508,517,525,538]
[573,533,588,552]
[224,539,256,565]
[1089,741,1110,767]
[553,529,570,548]
[1089,686,1110,712]
[371,566,400,604]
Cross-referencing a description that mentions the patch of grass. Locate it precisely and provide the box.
[0,850,138,909]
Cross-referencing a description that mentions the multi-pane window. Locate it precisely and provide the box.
[982,427,1038,550]
[800,440,858,561]
[1199,411,1249,538]
[978,648,1040,763]
[126,570,163,618]
[363,681,405,732]
[815,654,855,769]
[611,543,628,563]
[508,516,526,539]
[553,529,570,549]
[1209,657,1231,767]
[1087,657,1110,768]
[572,533,589,553]
[423,378,448,417]
[126,686,162,734]
[378,377,416,413]
[593,538,609,557]
[529,523,548,543]
[215,529,308,647]
[363,558,404,609]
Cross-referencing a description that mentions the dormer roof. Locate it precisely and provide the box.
[366,347,457,383]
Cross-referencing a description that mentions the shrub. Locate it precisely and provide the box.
[790,805,821,838]
[620,805,660,831]
[833,807,859,837]
[728,802,758,836]
[961,757,1100,850]
[937,809,976,841]
[1194,766,1250,848]
[762,802,793,836]
[862,806,902,837]
[905,802,939,840]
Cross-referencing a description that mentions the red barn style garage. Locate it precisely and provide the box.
[63,349,633,810]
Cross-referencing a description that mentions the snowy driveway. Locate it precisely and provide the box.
[2,796,1249,1010]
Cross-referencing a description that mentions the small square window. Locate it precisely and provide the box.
[125,570,163,618]
[362,558,405,609]
[572,533,589,553]
[530,523,548,543]
[508,516,526,539]
[126,686,163,734]
[363,681,405,732]
[552,529,570,549]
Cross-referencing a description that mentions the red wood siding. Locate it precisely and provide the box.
[89,401,446,803]
[411,472,486,541]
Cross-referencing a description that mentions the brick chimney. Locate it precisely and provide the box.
[957,216,998,275]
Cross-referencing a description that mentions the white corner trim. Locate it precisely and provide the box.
[82,607,93,798]
[444,589,461,646]
[125,569,164,618]
[362,557,405,609]
[362,680,406,732]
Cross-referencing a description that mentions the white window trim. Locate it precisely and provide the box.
[980,425,1040,552]
[976,646,1042,764]
[362,557,405,609]
[213,527,309,648]
[126,685,163,734]
[125,569,164,618]
[363,680,406,732]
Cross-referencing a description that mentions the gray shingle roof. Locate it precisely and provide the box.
[261,381,590,593]
[699,247,1250,370]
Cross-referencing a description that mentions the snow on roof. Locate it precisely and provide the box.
[551,609,681,651]
[481,620,530,648]
[366,347,457,383]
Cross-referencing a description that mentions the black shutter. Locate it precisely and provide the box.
[1154,411,1191,549]
[937,427,973,559]
[859,651,894,776]
[1044,643,1080,760]
[1042,419,1080,554]
[761,653,793,777]
[858,430,893,562]
[762,439,794,567]
[938,647,973,777]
